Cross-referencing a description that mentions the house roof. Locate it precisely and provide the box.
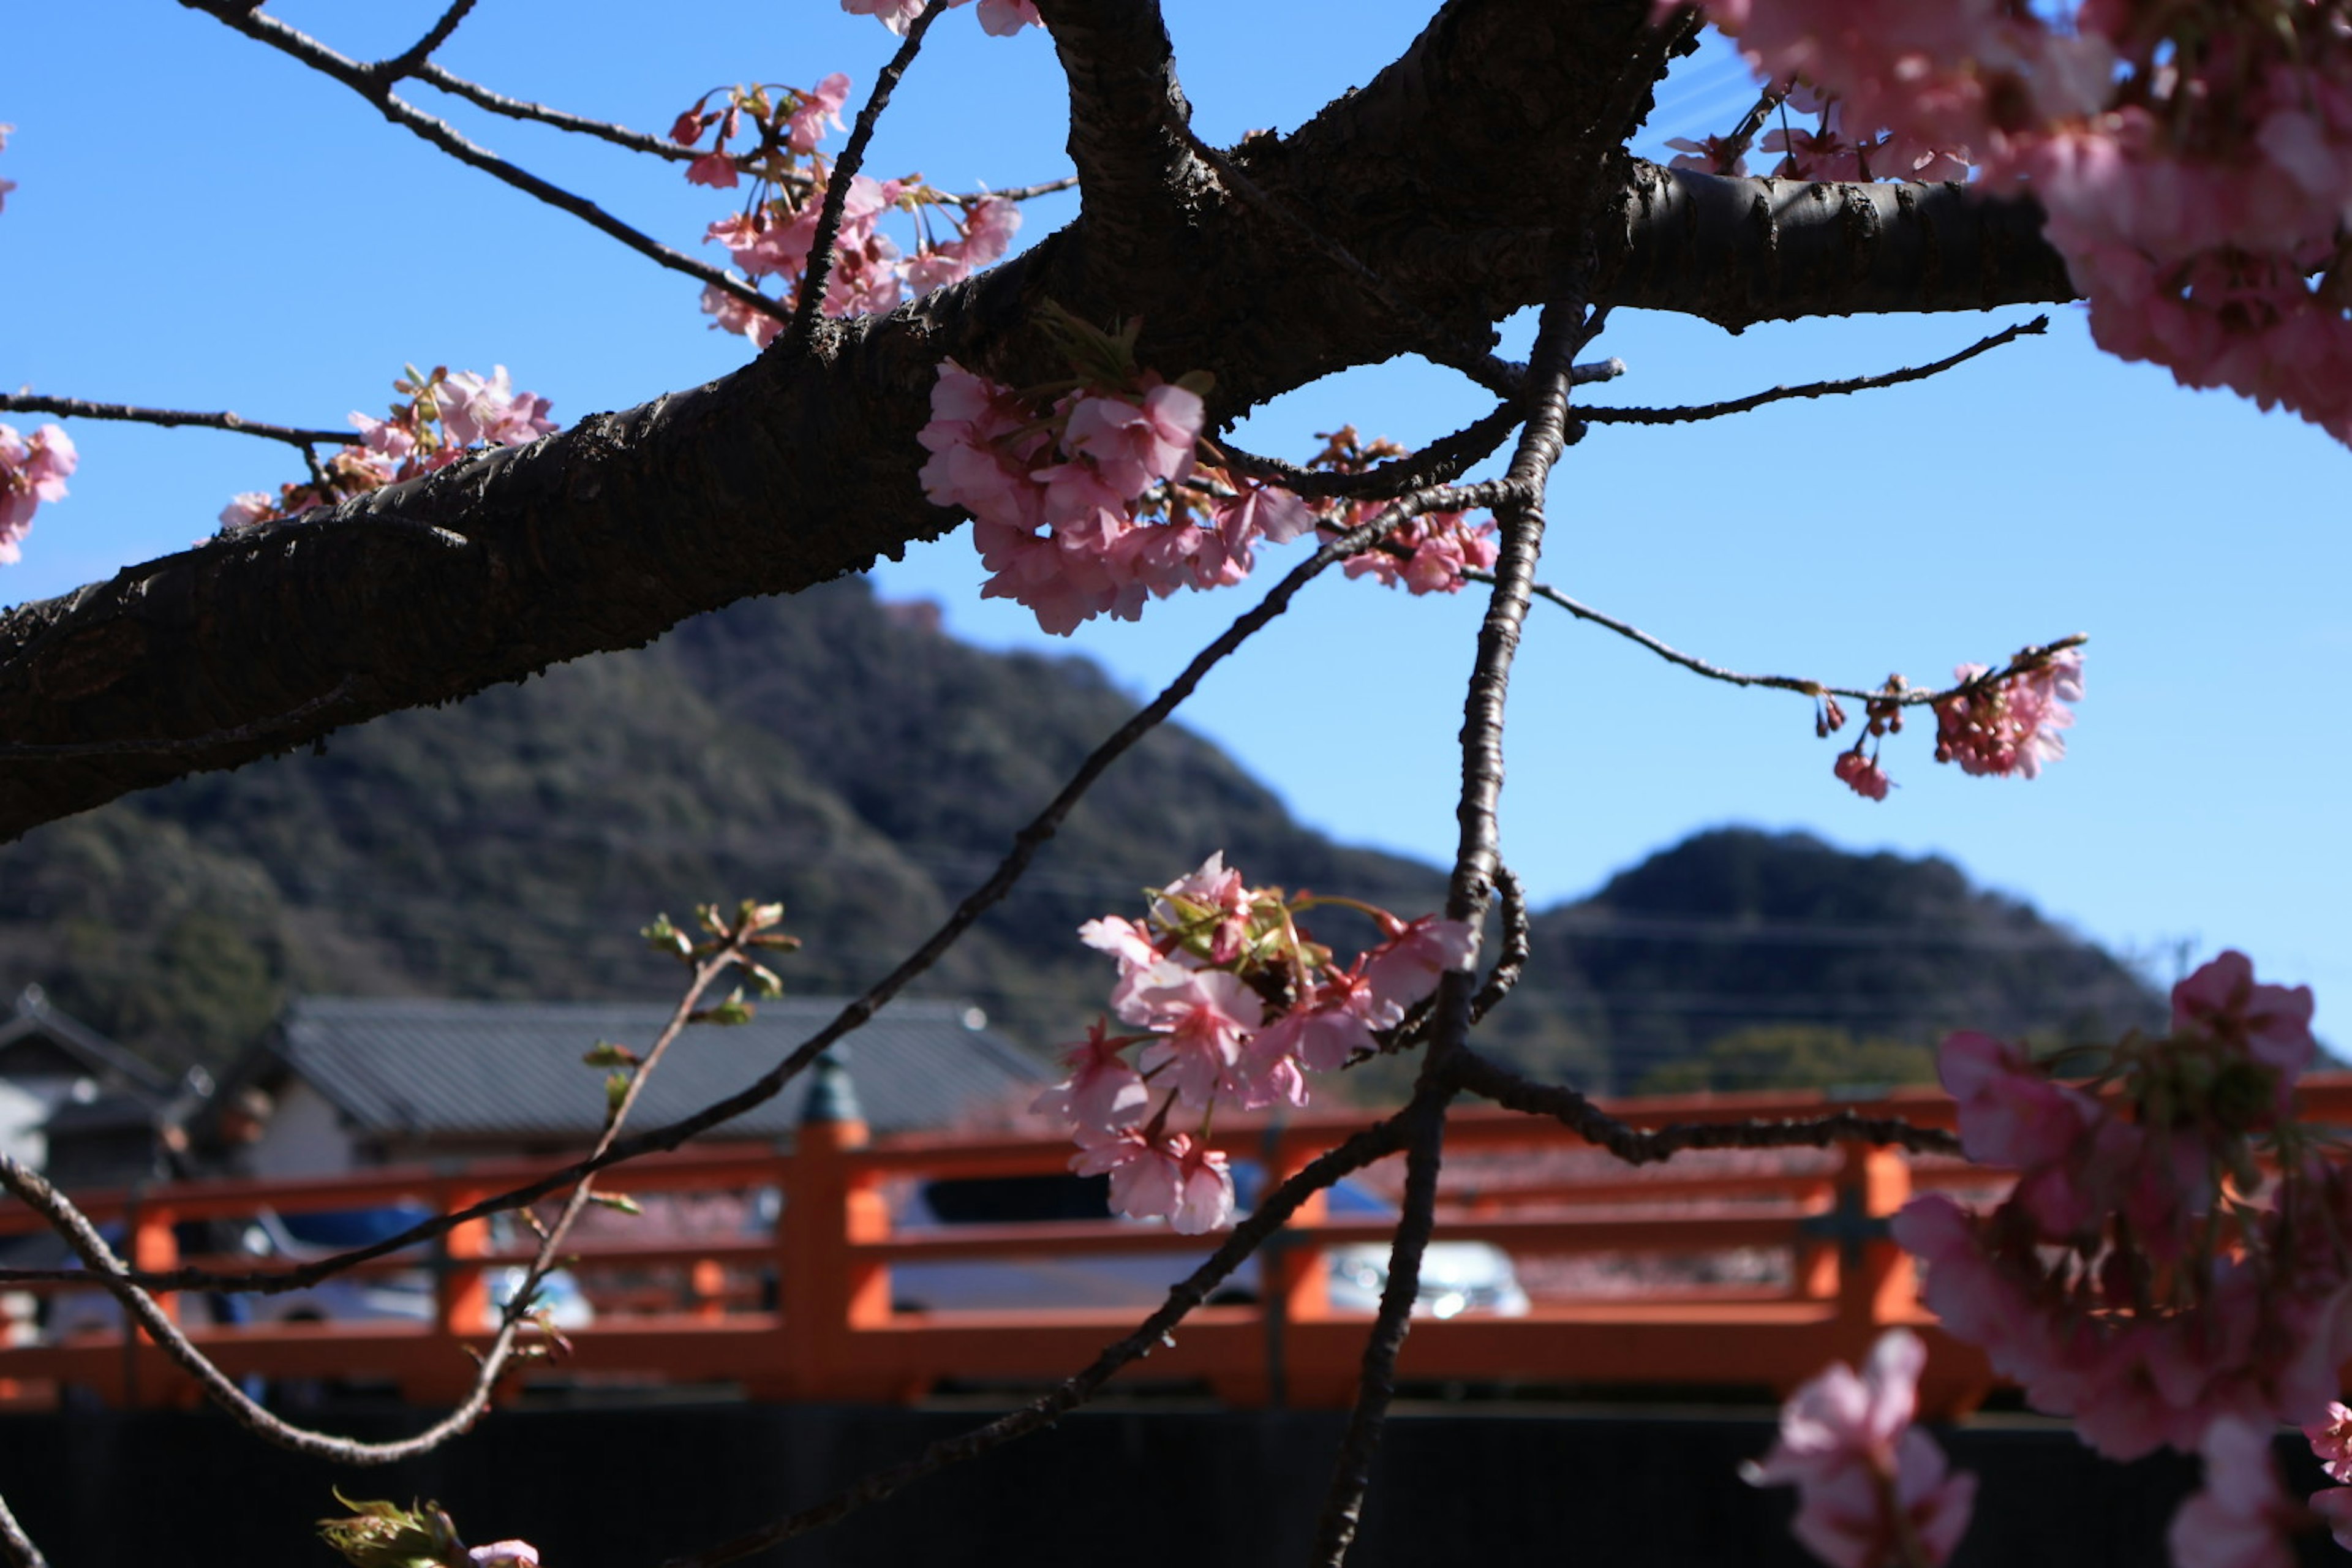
[0,987,175,1101]
[270,997,1049,1142]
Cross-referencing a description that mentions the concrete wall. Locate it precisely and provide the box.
[0,1401,2326,1568]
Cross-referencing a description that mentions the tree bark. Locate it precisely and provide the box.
[0,0,2081,840]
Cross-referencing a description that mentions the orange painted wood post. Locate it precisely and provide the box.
[1832,1144,1915,1343]
[689,1258,729,1321]
[405,1180,492,1405]
[777,1054,896,1401]
[1212,1131,1332,1408]
[124,1198,179,1409]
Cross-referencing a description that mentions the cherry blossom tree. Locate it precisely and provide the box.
[1,1,2349,1566]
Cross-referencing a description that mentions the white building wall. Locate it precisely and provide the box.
[244,1080,356,1178]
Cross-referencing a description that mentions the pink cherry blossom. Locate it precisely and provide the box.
[842,0,929,32]
[2305,1402,2352,1484]
[1833,751,1891,801]
[1362,916,1478,1012]
[439,367,558,449]
[787,73,850,154]
[1061,385,1203,502]
[349,409,417,461]
[1070,1123,1187,1223]
[1031,1020,1149,1133]
[1933,652,2082,779]
[467,1544,540,1568]
[1743,1329,1977,1568]
[2168,1419,2298,1568]
[1152,851,1256,962]
[1249,965,1401,1074]
[2312,1486,2352,1553]
[973,0,1042,34]
[1122,964,1264,1107]
[0,422,77,564]
[1939,1032,2097,1172]
[218,492,276,530]
[685,151,739,189]
[1170,1142,1236,1234]
[2172,951,2318,1085]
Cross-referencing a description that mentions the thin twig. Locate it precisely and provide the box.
[788,1,943,345]
[407,66,1080,214]
[665,1115,1411,1567]
[1578,315,2047,425]
[1448,1047,1962,1159]
[1214,401,1524,502]
[0,484,1506,1299]
[373,0,477,83]
[181,2,785,321]
[949,176,1079,205]
[0,1493,47,1568]
[0,937,747,1463]
[1469,864,1529,1022]
[0,676,359,761]
[1494,576,2089,709]
[410,62,700,160]
[0,394,351,451]
[1310,295,1602,1568]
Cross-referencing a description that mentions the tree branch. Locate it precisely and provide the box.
[1449,1047,1962,1159]
[0,485,1496,1295]
[1595,164,2079,328]
[1311,296,1600,1568]
[176,1,782,321]
[4,0,2081,839]
[0,393,352,450]
[1032,0,1207,284]
[1582,314,2046,424]
[790,2,946,345]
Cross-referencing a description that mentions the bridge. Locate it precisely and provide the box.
[5,1071,2343,1414]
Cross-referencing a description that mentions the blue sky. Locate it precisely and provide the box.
[3,2,2345,1036]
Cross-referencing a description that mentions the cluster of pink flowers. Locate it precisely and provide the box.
[0,421,77,565]
[919,355,1500,635]
[1679,0,2352,445]
[1033,853,1477,1232]
[218,364,556,531]
[674,75,1022,348]
[918,353,1316,634]
[1892,952,2337,1463]
[1825,646,2083,802]
[1308,426,1499,598]
[2162,1412,2352,1567]
[1932,648,2083,778]
[1744,1329,1977,1568]
[842,0,1041,36]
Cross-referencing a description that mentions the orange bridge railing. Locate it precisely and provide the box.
[4,1074,2346,1412]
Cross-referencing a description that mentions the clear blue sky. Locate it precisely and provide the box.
[4,2,2345,1038]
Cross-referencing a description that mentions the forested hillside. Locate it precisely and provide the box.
[0,579,2161,1091]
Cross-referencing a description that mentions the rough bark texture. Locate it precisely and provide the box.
[0,0,2082,840]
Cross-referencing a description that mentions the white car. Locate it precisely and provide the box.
[884,1167,1530,1317]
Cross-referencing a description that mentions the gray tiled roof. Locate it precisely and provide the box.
[276,997,1048,1141]
[0,987,175,1100]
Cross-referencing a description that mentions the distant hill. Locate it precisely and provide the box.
[0,580,2160,1094]
[1517,827,2165,1089]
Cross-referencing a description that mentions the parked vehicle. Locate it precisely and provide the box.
[41,1204,592,1340]
[883,1167,1530,1317]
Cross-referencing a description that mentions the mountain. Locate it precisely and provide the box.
[1517,827,2166,1089]
[0,579,2160,1093]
